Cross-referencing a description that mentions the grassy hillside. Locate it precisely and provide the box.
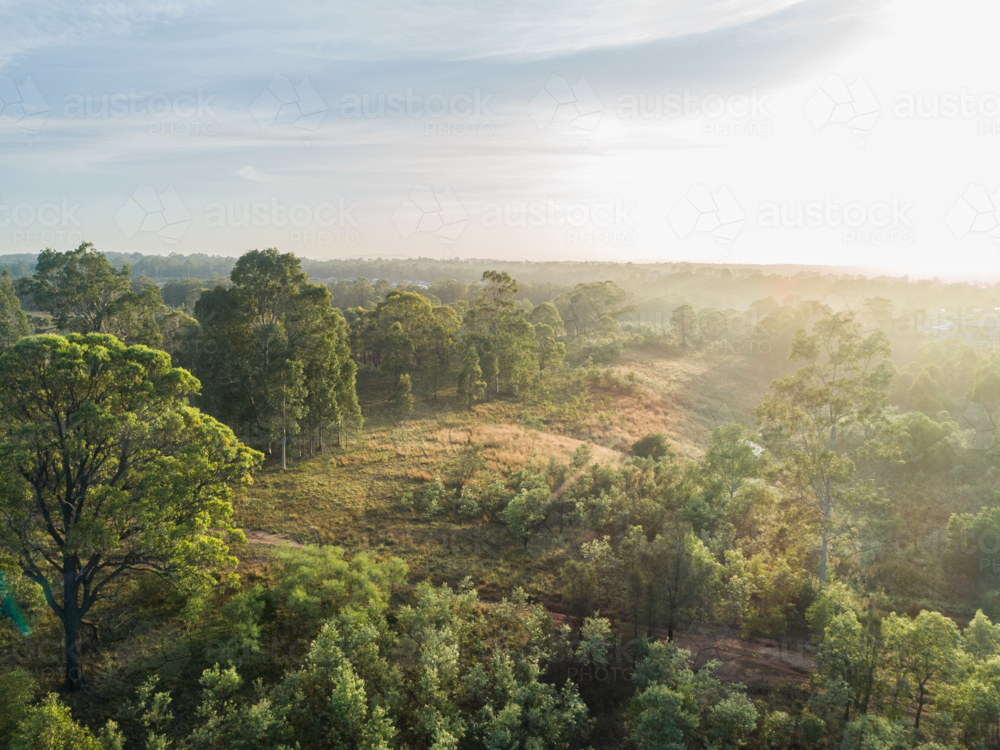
[235,344,781,595]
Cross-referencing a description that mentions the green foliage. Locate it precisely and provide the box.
[402,477,447,519]
[628,639,754,750]
[0,269,30,347]
[762,710,796,750]
[8,693,105,750]
[195,248,359,452]
[670,304,698,346]
[395,372,415,415]
[458,346,486,409]
[757,313,897,583]
[619,522,721,640]
[272,545,407,630]
[707,693,758,749]
[561,561,599,625]
[221,585,267,661]
[629,684,699,750]
[631,432,672,460]
[18,243,162,345]
[838,714,912,750]
[0,333,261,689]
[702,423,768,499]
[883,610,959,728]
[0,667,37,743]
[806,582,860,639]
[813,610,883,722]
[162,277,210,309]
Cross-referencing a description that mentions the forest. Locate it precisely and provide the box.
[1,242,1000,749]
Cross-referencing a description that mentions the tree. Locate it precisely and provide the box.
[938,654,1000,748]
[702,423,767,500]
[8,694,110,750]
[535,322,566,376]
[266,356,306,469]
[501,470,552,548]
[458,346,486,410]
[884,610,959,730]
[428,306,460,399]
[381,321,414,386]
[561,561,599,625]
[814,611,883,722]
[632,432,672,460]
[0,334,261,689]
[670,304,698,347]
[195,249,358,453]
[756,314,896,584]
[480,350,498,399]
[0,269,30,347]
[556,282,627,336]
[466,271,536,396]
[18,243,162,346]
[620,523,720,640]
[396,373,414,416]
[529,301,565,335]
[162,277,210,309]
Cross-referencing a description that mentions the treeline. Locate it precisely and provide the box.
[6,249,1000,330]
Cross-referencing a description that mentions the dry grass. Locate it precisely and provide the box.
[234,347,781,593]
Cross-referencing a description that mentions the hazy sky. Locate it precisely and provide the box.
[2,0,999,278]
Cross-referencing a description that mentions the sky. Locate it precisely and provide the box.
[1,0,1000,279]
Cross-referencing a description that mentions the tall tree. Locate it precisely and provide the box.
[465,271,536,396]
[535,322,566,376]
[458,346,485,410]
[194,249,359,455]
[428,306,460,399]
[620,523,720,640]
[756,314,896,584]
[670,304,698,347]
[884,610,959,730]
[701,423,767,500]
[0,334,260,690]
[18,243,162,346]
[0,269,30,347]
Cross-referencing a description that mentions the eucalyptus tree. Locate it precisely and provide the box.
[0,334,260,690]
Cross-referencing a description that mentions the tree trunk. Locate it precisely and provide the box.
[819,480,832,585]
[281,430,287,470]
[916,680,926,729]
[63,573,84,690]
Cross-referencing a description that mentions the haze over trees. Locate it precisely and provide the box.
[2,246,1000,746]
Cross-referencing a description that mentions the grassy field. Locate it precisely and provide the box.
[235,344,782,596]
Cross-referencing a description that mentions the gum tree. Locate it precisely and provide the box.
[17,243,162,346]
[756,314,896,584]
[0,334,261,690]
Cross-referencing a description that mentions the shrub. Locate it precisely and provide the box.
[632,432,671,460]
